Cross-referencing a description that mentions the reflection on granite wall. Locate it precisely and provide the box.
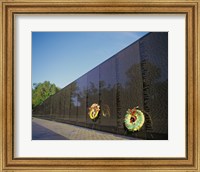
[100,57,117,133]
[76,74,87,126]
[32,32,168,140]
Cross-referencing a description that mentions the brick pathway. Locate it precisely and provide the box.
[32,122,68,140]
[32,117,139,140]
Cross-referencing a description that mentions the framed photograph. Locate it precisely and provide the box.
[0,0,199,171]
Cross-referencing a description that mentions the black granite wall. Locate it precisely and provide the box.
[32,32,168,140]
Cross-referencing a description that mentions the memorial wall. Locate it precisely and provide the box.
[32,32,168,140]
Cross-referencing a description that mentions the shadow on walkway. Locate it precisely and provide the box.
[32,122,68,140]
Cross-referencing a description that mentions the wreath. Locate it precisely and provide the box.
[88,103,100,120]
[124,107,145,132]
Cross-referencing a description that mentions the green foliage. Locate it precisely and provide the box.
[32,81,60,109]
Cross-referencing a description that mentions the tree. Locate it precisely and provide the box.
[32,81,60,109]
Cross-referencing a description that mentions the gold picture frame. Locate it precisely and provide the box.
[0,0,199,171]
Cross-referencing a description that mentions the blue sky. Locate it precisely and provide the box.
[32,32,148,88]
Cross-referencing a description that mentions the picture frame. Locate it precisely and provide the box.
[0,0,199,171]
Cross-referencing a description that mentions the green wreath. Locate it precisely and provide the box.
[124,108,145,132]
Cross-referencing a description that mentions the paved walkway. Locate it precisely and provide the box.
[32,122,68,140]
[32,118,138,140]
